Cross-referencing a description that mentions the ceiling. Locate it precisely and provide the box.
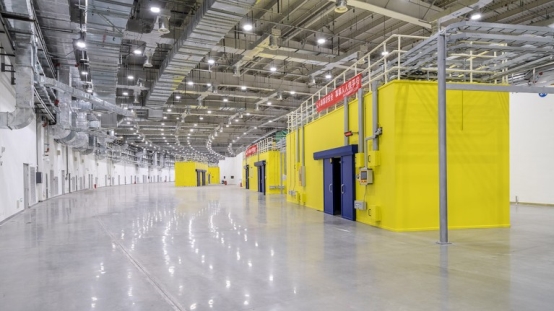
[4,0,554,160]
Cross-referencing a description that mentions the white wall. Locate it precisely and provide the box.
[0,72,174,223]
[0,70,37,221]
[219,152,244,185]
[510,92,554,204]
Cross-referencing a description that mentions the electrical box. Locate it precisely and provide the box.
[354,200,366,210]
[367,151,380,168]
[358,167,373,185]
[367,205,381,222]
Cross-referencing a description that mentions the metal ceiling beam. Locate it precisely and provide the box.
[329,0,432,29]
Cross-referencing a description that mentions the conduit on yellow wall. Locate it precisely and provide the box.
[286,80,509,232]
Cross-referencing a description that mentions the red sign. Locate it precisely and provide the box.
[316,74,362,112]
[245,144,257,157]
[344,131,353,137]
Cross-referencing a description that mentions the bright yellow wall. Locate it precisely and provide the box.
[244,151,284,194]
[175,162,197,187]
[208,167,220,184]
[287,80,510,231]
[175,161,209,187]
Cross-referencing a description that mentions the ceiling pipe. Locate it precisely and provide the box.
[39,76,134,117]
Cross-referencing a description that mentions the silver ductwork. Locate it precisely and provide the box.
[146,0,257,107]
[39,76,133,117]
[0,37,36,129]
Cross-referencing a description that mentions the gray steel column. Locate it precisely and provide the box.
[344,97,349,146]
[438,33,449,244]
[357,88,364,154]
[372,81,379,151]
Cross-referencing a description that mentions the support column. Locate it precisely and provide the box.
[357,88,364,155]
[437,33,449,244]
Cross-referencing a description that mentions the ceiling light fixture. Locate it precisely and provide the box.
[223,98,228,102]
[175,95,181,99]
[267,101,272,105]
[207,59,215,65]
[470,12,482,20]
[335,0,348,13]
[128,75,134,80]
[81,71,88,75]
[122,91,129,96]
[133,48,142,55]
[187,81,194,86]
[290,91,296,95]
[241,86,247,90]
[243,23,253,31]
[199,117,204,120]
[150,7,161,13]
[207,110,212,114]
[270,66,277,72]
[317,38,326,45]
[325,72,332,79]
[381,50,389,56]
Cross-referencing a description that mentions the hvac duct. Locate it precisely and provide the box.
[0,38,36,129]
[146,0,257,107]
[39,76,133,117]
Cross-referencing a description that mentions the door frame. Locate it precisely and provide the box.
[254,161,266,195]
[314,145,358,221]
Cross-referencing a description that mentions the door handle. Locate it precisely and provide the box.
[341,184,344,194]
[329,184,332,193]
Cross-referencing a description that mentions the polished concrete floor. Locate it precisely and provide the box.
[0,184,553,310]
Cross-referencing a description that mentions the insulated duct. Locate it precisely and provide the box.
[146,0,257,107]
[39,76,133,117]
[0,38,36,129]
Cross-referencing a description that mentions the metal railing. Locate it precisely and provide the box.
[287,34,427,131]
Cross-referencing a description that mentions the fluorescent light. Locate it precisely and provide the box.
[317,38,326,44]
[241,86,247,90]
[167,108,172,112]
[207,110,212,114]
[128,75,134,80]
[325,73,332,79]
[381,51,389,56]
[207,83,212,87]
[150,7,161,13]
[133,49,142,55]
[267,101,272,105]
[470,12,482,20]
[175,95,181,99]
[187,81,194,86]
[200,117,204,120]
[76,40,86,49]
[270,66,277,72]
[81,71,88,75]
[290,91,296,95]
[122,91,129,96]
[208,59,215,65]
[223,98,228,102]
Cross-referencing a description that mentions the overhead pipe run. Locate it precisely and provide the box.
[0,38,36,130]
[39,76,134,117]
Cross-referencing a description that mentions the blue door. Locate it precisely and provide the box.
[341,155,356,221]
[323,159,334,214]
[260,165,266,195]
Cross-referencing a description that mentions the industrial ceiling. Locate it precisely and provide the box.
[1,0,553,161]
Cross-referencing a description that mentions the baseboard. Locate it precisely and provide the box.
[511,201,554,207]
[0,209,25,226]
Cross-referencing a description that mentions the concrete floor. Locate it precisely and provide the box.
[0,184,553,311]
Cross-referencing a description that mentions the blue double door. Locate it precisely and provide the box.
[314,145,357,221]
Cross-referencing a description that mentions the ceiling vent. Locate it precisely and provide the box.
[268,28,281,51]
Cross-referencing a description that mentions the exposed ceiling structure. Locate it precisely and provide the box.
[1,0,553,161]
